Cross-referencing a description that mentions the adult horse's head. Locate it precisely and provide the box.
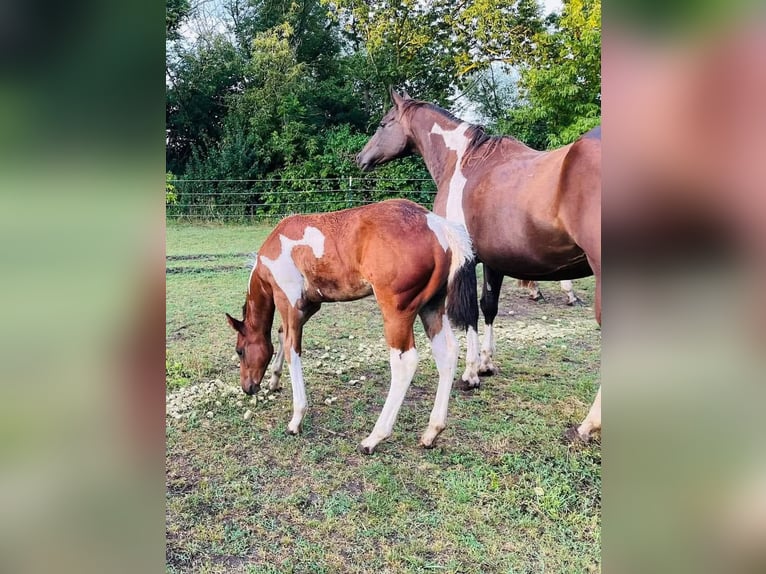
[356,89,416,171]
[225,311,274,395]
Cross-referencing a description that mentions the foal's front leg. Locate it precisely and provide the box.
[268,326,285,391]
[284,337,308,435]
[279,300,320,435]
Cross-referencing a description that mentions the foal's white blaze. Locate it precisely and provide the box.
[421,315,458,447]
[260,226,325,307]
[286,347,308,434]
[430,122,471,228]
[461,325,481,387]
[360,347,419,452]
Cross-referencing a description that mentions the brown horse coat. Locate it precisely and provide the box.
[357,93,601,440]
[226,199,475,453]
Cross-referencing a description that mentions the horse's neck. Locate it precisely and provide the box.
[410,111,471,191]
[245,276,275,336]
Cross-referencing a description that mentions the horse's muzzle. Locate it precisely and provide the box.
[242,380,260,395]
[355,153,373,172]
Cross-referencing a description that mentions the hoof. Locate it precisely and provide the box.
[563,426,588,444]
[566,297,584,307]
[357,443,376,455]
[528,293,545,302]
[286,425,301,436]
[420,426,444,449]
[478,365,499,377]
[457,378,480,391]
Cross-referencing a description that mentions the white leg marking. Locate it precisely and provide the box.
[479,323,498,374]
[360,347,418,453]
[576,386,601,440]
[269,329,285,390]
[461,326,481,387]
[560,280,579,304]
[430,122,471,228]
[421,315,458,447]
[286,347,308,434]
[260,226,325,306]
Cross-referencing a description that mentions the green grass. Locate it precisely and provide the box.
[166,222,601,573]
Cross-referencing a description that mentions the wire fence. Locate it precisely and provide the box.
[166,177,438,221]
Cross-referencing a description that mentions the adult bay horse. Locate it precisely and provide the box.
[356,92,601,441]
[225,199,475,454]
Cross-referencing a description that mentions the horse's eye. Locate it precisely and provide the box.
[236,348,244,357]
[379,122,386,128]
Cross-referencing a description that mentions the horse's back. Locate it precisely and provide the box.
[582,125,601,140]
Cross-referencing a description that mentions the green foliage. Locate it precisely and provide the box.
[166,0,191,41]
[500,0,601,149]
[166,172,178,205]
[166,36,246,174]
[166,0,601,218]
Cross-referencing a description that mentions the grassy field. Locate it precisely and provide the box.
[166,222,601,573]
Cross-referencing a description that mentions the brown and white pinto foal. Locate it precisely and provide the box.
[225,199,475,454]
[357,92,601,441]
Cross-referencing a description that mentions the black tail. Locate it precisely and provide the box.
[446,258,479,331]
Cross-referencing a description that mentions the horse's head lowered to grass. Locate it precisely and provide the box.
[225,296,275,395]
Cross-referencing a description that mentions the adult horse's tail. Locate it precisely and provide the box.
[432,217,477,331]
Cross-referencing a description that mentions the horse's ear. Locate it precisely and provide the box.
[390,87,405,108]
[401,88,411,100]
[225,313,245,334]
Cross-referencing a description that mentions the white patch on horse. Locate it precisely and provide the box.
[426,212,474,282]
[426,212,449,251]
[287,347,308,434]
[247,254,258,294]
[462,325,481,387]
[360,347,419,452]
[430,122,471,228]
[260,226,325,307]
[479,324,497,374]
[420,315,458,447]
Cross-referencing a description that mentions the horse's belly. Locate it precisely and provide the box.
[305,274,373,302]
[479,245,592,281]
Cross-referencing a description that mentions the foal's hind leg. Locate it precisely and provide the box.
[359,310,418,455]
[477,265,504,376]
[419,307,458,448]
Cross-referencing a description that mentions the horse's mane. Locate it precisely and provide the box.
[401,100,525,161]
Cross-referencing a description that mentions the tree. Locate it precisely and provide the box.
[500,0,601,148]
[166,35,246,174]
[166,0,191,41]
